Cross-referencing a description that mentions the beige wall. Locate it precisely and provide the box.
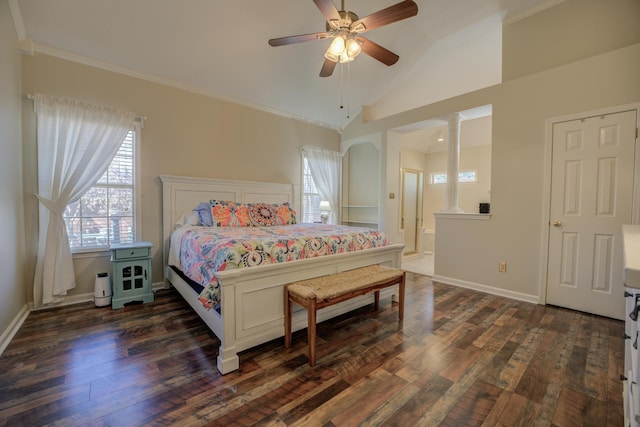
[0,2,27,344]
[343,0,640,300]
[21,54,340,302]
[346,142,379,206]
[503,0,640,81]
[423,144,492,228]
[342,142,380,227]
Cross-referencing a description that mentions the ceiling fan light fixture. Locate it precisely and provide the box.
[345,37,362,58]
[324,50,339,62]
[324,37,359,63]
[328,35,346,55]
[339,51,355,63]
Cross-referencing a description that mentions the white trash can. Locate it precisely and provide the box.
[94,272,112,307]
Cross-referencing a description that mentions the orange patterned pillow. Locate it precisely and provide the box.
[274,203,297,225]
[210,200,251,227]
[248,203,279,226]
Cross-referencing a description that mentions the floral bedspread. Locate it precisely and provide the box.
[172,223,389,312]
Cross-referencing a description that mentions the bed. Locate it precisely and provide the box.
[160,175,404,374]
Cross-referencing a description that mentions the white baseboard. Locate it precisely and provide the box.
[0,304,30,355]
[432,275,539,305]
[28,292,94,311]
[28,281,167,311]
[402,253,421,262]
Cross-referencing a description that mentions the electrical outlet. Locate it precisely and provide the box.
[498,262,507,273]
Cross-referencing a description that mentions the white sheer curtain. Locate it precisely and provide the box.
[32,94,136,307]
[302,146,341,224]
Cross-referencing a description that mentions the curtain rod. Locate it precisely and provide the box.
[25,94,147,124]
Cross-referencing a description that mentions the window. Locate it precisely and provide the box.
[302,156,321,223]
[301,146,340,224]
[63,128,138,251]
[430,170,477,184]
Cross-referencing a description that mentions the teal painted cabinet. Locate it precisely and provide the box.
[110,241,154,309]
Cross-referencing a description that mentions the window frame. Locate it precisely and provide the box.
[69,122,142,257]
[301,153,322,223]
[430,169,478,185]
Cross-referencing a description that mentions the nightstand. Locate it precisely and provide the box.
[110,241,154,309]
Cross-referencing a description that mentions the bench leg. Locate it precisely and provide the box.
[308,296,317,366]
[284,288,292,348]
[398,273,406,321]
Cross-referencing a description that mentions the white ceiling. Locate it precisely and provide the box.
[12,0,558,131]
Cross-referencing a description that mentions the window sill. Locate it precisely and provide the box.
[433,212,492,221]
[72,249,111,259]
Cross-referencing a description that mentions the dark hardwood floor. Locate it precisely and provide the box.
[0,273,624,426]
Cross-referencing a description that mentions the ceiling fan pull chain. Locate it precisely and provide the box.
[340,62,344,110]
[346,61,350,119]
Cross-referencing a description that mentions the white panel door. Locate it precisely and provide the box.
[546,109,637,320]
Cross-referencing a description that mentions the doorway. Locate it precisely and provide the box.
[401,168,423,255]
[545,108,637,320]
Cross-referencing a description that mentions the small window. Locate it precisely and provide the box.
[431,172,447,184]
[430,170,477,184]
[458,171,478,183]
[64,128,138,251]
[302,156,321,223]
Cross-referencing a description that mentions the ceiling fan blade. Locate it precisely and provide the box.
[351,0,418,33]
[268,32,331,47]
[313,0,341,26]
[319,58,337,77]
[359,37,399,66]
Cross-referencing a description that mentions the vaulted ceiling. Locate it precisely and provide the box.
[12,0,557,130]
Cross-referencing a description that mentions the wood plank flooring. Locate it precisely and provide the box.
[0,273,624,426]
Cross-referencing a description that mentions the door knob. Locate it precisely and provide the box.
[552,221,562,227]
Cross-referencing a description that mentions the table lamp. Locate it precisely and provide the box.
[319,200,331,224]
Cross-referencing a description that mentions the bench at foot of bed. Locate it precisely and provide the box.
[284,264,406,366]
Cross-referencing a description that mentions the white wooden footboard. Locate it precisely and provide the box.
[167,243,403,374]
[214,243,404,374]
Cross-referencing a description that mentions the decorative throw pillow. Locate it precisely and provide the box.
[248,203,279,227]
[273,202,297,225]
[193,202,214,226]
[210,200,251,227]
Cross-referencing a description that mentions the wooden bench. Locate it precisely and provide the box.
[284,264,406,366]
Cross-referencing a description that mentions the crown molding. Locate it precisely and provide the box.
[7,0,26,41]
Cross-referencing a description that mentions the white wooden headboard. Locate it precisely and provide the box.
[159,175,299,278]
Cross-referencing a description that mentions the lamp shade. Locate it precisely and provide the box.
[328,36,345,55]
[345,38,362,59]
[319,200,331,211]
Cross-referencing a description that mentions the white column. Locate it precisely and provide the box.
[441,113,463,213]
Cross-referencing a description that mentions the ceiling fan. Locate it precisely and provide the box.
[268,0,418,77]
